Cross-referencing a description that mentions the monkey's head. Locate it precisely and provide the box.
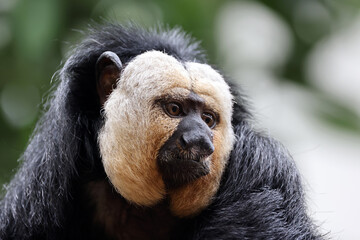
[97,50,234,217]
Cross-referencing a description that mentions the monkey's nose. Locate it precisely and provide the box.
[179,132,214,156]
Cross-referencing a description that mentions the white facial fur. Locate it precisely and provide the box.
[98,51,234,216]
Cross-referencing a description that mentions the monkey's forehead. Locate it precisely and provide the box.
[118,51,233,112]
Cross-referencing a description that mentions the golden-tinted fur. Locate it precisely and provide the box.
[98,51,234,216]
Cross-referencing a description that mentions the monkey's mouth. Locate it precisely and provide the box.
[157,150,211,189]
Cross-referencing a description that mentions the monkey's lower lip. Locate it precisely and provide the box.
[183,155,208,163]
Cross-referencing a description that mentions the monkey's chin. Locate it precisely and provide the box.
[157,156,211,190]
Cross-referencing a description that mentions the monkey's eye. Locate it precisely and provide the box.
[164,102,183,117]
[202,112,216,128]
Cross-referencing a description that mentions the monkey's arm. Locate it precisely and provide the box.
[184,121,323,239]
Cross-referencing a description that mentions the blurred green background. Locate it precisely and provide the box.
[1,0,360,238]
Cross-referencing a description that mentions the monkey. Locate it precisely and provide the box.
[0,23,323,240]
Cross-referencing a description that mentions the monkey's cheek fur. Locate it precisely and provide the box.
[99,96,169,206]
[99,129,166,206]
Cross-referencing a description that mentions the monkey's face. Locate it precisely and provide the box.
[98,51,234,217]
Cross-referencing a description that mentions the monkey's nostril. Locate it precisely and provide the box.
[179,135,188,149]
[208,144,215,155]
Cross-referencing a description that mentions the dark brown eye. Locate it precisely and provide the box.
[164,102,183,117]
[202,112,216,128]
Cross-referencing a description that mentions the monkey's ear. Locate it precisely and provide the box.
[96,51,122,106]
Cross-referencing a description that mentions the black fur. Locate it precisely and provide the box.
[0,23,322,239]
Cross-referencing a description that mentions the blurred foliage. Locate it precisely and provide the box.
[1,0,360,186]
